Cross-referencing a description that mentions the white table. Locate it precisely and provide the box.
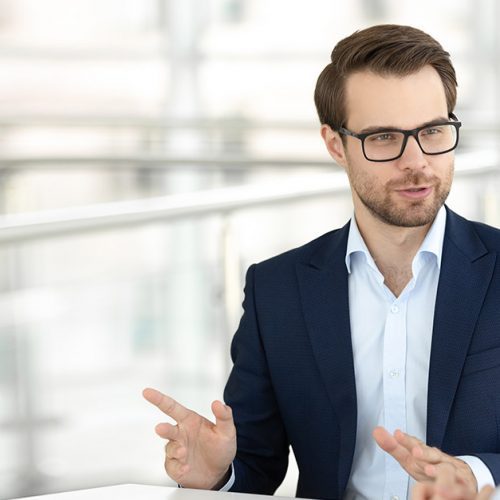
[12,484,299,500]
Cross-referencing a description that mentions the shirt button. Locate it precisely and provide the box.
[391,496,400,500]
[390,304,399,313]
[389,370,400,378]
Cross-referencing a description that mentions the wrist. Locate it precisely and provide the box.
[457,459,478,493]
[210,467,232,490]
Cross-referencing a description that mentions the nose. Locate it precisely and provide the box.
[397,135,428,170]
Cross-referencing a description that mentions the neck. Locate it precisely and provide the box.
[354,206,435,296]
[356,215,431,263]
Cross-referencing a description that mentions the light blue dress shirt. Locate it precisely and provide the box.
[343,206,493,500]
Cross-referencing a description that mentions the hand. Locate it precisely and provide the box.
[143,387,237,489]
[373,426,477,492]
[412,462,495,500]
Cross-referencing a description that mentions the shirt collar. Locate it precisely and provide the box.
[416,204,446,270]
[345,205,447,274]
[345,214,376,274]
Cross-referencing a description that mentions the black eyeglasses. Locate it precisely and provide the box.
[338,114,462,162]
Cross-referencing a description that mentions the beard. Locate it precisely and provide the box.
[348,168,453,228]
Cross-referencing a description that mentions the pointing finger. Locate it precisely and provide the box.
[373,426,398,452]
[394,429,425,453]
[393,429,443,471]
[413,443,444,464]
[373,426,411,464]
[143,388,192,423]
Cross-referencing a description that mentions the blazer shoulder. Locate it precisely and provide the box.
[469,219,500,248]
[253,223,349,275]
[445,208,500,258]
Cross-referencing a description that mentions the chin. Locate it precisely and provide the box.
[372,201,442,228]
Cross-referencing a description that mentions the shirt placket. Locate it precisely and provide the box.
[383,296,409,500]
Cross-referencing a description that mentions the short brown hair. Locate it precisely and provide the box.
[314,24,457,130]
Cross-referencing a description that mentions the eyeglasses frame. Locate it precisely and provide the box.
[337,113,462,162]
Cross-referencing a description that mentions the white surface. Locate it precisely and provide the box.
[12,484,298,500]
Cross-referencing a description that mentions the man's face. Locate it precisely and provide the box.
[338,65,454,228]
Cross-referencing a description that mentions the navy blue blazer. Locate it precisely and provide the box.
[223,207,500,499]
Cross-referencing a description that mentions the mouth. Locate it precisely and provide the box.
[396,186,433,199]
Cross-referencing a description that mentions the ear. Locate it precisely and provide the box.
[320,124,348,168]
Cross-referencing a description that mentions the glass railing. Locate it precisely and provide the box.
[1,151,500,498]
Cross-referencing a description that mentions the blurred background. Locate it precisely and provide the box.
[0,0,499,498]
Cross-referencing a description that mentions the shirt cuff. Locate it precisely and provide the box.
[458,455,495,491]
[218,463,235,492]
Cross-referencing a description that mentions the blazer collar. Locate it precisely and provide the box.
[307,220,351,271]
[296,220,355,497]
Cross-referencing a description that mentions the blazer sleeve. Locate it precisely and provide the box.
[223,264,290,495]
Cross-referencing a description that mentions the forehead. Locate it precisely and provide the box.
[344,65,449,130]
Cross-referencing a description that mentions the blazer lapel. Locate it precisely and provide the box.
[427,209,496,448]
[296,222,357,496]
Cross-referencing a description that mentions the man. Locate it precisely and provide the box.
[144,25,500,499]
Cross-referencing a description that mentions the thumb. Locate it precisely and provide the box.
[211,400,235,436]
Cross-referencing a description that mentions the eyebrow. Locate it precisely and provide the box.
[358,116,450,135]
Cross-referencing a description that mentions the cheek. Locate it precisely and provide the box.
[433,159,454,186]
[345,142,364,165]
[347,160,388,191]
[346,149,375,180]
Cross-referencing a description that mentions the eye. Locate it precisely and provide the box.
[367,132,397,142]
[421,126,443,136]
